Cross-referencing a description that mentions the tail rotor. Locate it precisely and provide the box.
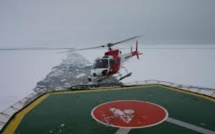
[134,41,142,59]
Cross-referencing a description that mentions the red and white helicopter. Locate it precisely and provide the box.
[71,36,143,82]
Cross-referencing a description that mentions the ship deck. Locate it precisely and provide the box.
[1,85,215,134]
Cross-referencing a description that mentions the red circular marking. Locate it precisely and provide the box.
[91,100,168,128]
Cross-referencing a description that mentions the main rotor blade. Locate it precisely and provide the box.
[71,45,105,51]
[0,47,75,51]
[108,35,143,47]
[58,45,106,53]
[1,35,142,52]
[60,35,143,53]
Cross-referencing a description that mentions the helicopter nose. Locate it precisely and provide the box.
[91,69,108,77]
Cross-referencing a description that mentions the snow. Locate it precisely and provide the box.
[76,73,86,78]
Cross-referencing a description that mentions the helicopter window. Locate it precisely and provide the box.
[93,59,109,69]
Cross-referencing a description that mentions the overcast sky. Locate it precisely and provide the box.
[0,0,215,48]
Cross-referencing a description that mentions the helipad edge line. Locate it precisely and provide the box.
[2,94,50,134]
[53,85,215,103]
[160,85,215,103]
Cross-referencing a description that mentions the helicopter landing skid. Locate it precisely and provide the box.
[119,72,132,81]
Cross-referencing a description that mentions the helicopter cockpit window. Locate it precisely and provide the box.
[93,59,109,69]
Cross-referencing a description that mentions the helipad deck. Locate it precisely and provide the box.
[1,85,215,134]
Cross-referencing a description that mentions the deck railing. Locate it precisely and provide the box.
[0,80,214,131]
[126,80,215,98]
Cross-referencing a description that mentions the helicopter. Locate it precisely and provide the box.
[69,35,143,82]
[0,35,142,82]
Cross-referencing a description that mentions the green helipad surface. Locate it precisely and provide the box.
[1,85,215,134]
